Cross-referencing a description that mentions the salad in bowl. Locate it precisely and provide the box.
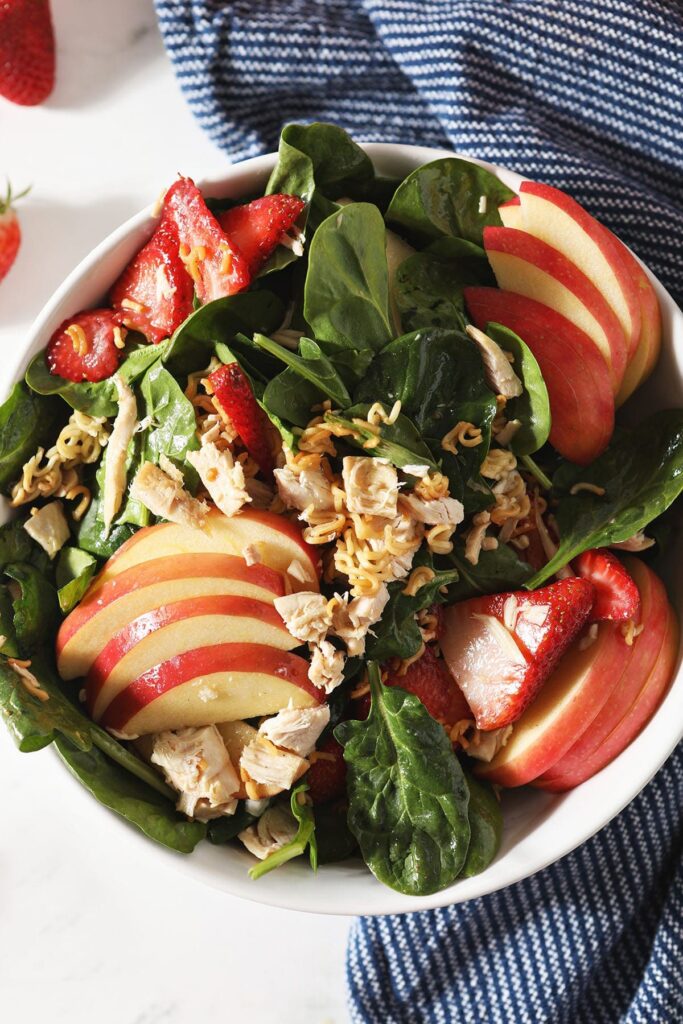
[1,123,681,900]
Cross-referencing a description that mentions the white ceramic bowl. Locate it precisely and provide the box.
[5,144,682,916]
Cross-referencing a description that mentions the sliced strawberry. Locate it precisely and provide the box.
[162,177,250,304]
[574,548,641,622]
[384,646,472,727]
[46,309,124,383]
[0,182,28,283]
[110,222,194,343]
[0,0,55,107]
[440,577,594,730]
[305,736,346,805]
[217,194,305,275]
[206,361,274,477]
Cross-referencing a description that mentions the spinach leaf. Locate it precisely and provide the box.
[0,651,92,753]
[366,555,459,662]
[55,547,97,614]
[54,736,206,853]
[527,409,683,588]
[484,323,550,456]
[262,369,324,430]
[163,291,285,377]
[254,334,351,408]
[0,517,50,572]
[386,157,515,246]
[393,240,493,335]
[315,800,358,864]
[459,773,503,878]
[304,203,393,352]
[449,540,533,599]
[249,783,317,880]
[4,563,59,656]
[207,804,259,845]
[268,123,374,199]
[336,663,471,896]
[325,406,439,472]
[0,586,19,657]
[0,382,64,493]
[139,362,200,494]
[313,336,376,389]
[75,463,136,559]
[25,340,165,418]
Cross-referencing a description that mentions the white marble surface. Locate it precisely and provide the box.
[0,3,351,1021]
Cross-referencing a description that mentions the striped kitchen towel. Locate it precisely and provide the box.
[155,2,683,1020]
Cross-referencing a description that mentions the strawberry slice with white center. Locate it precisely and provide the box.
[162,177,251,304]
[46,309,125,383]
[573,548,641,622]
[217,194,305,275]
[110,222,195,344]
[440,578,595,730]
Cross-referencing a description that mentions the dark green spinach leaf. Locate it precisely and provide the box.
[459,773,503,878]
[315,800,358,864]
[254,334,351,408]
[393,239,493,335]
[268,123,374,199]
[386,157,515,246]
[325,406,439,472]
[336,663,471,896]
[207,803,259,845]
[449,539,533,599]
[484,323,550,456]
[4,563,59,655]
[0,586,19,657]
[0,382,64,493]
[55,546,98,614]
[0,651,92,753]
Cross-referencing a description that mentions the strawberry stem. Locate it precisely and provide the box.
[0,180,31,214]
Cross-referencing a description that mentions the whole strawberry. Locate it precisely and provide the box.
[0,0,55,106]
[0,181,29,283]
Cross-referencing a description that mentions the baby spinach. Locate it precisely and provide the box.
[139,362,200,490]
[207,804,259,845]
[4,563,59,656]
[315,800,358,864]
[0,518,50,573]
[0,382,65,493]
[304,203,393,352]
[249,782,317,880]
[268,122,374,201]
[484,323,550,456]
[336,663,471,896]
[449,539,533,599]
[55,547,98,614]
[55,736,206,853]
[527,409,683,587]
[386,157,515,246]
[163,291,285,377]
[262,369,324,431]
[25,340,165,418]
[324,405,439,472]
[0,651,92,753]
[0,586,19,657]
[254,334,351,408]
[75,464,136,558]
[459,773,503,878]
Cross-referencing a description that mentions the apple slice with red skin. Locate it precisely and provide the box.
[498,196,522,228]
[516,182,641,358]
[56,552,285,681]
[483,226,628,391]
[100,508,320,591]
[534,558,678,791]
[98,643,322,737]
[464,286,614,464]
[609,234,662,404]
[86,594,298,720]
[474,620,632,787]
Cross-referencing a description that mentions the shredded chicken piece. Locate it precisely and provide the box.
[610,531,655,553]
[274,592,333,644]
[259,704,330,757]
[240,735,308,792]
[308,639,345,693]
[466,325,523,399]
[402,464,431,478]
[331,584,390,656]
[239,804,298,860]
[464,724,513,762]
[151,726,240,821]
[130,461,208,528]
[103,374,138,533]
[399,493,464,527]
[23,501,69,558]
[342,456,398,519]
[273,464,334,515]
[187,441,251,517]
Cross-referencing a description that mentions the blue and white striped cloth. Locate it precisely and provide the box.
[155,2,683,1019]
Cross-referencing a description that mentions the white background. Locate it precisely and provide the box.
[0,2,351,1021]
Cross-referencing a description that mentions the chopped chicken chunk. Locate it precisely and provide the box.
[466,724,513,763]
[23,501,69,559]
[187,441,251,517]
[466,325,523,399]
[238,804,298,861]
[158,453,184,483]
[103,374,138,533]
[273,464,334,515]
[260,704,330,757]
[130,461,208,528]
[308,639,345,694]
[399,493,465,527]
[274,592,332,645]
[243,544,262,566]
[366,512,423,580]
[240,734,308,792]
[402,464,431,478]
[151,726,240,821]
[332,584,390,656]
[342,456,398,519]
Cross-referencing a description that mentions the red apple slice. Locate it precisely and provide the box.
[517,182,641,358]
[483,226,628,391]
[609,235,662,404]
[464,286,614,464]
[535,559,678,790]
[56,553,285,680]
[86,594,298,719]
[499,196,522,228]
[102,508,320,590]
[98,643,323,736]
[474,620,632,787]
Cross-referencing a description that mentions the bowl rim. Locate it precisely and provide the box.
[6,141,683,916]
